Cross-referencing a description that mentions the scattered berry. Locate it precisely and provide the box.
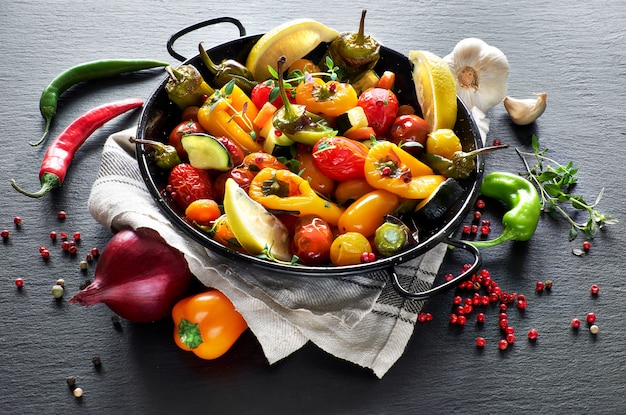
[476,312,485,324]
[505,333,515,344]
[589,324,599,335]
[492,139,502,146]
[535,281,545,292]
[527,328,539,340]
[73,231,81,241]
[60,232,68,240]
[56,278,65,287]
[571,318,581,329]
[49,231,57,241]
[51,284,64,299]
[40,249,50,259]
[582,240,591,251]
[73,387,83,398]
[498,339,508,350]
[57,210,67,220]
[475,199,485,209]
[586,312,596,324]
[473,211,482,221]
[476,337,486,347]
[13,216,23,225]
[544,280,553,290]
[90,247,100,257]
[79,260,88,270]
[590,284,600,295]
[15,278,24,288]
[1,229,9,239]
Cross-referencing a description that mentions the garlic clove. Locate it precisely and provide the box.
[503,93,547,125]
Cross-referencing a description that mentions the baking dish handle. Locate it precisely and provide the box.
[167,17,247,62]
[389,238,482,301]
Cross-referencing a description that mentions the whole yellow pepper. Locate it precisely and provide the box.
[295,77,358,118]
[248,167,345,226]
[197,80,262,154]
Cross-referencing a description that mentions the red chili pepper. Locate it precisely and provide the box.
[11,98,144,198]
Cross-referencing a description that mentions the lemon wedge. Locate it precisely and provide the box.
[222,178,291,261]
[409,50,458,132]
[246,19,339,81]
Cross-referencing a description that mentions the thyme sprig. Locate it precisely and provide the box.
[516,135,617,240]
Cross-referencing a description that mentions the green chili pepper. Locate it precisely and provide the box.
[320,9,380,81]
[35,59,169,146]
[272,56,336,145]
[129,137,181,170]
[469,171,541,248]
[165,64,215,110]
[198,42,258,95]
[420,144,509,179]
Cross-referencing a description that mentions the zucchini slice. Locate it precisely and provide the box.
[182,134,232,171]
[336,106,369,135]
[412,178,465,228]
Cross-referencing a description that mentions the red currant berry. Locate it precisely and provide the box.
[60,232,68,240]
[475,199,486,209]
[499,303,508,312]
[425,313,433,322]
[69,245,78,255]
[445,273,454,282]
[492,139,502,146]
[480,295,490,306]
[57,211,67,219]
[476,337,486,347]
[85,253,93,262]
[457,315,467,326]
[418,313,427,323]
[41,249,50,259]
[582,240,591,251]
[571,318,581,329]
[470,225,478,234]
[586,312,596,324]
[462,225,471,235]
[480,225,490,235]
[489,292,499,303]
[61,241,70,251]
[453,295,462,305]
[449,314,458,324]
[590,284,600,295]
[506,333,516,344]
[15,278,24,288]
[527,328,539,340]
[536,281,545,292]
[73,232,81,241]
[473,211,482,221]
[517,299,528,310]
[505,326,515,335]
[49,231,57,240]
[1,229,9,239]
[13,217,22,225]
[481,220,491,227]
[90,247,100,257]
[499,319,509,330]
[498,339,508,350]
[476,313,485,323]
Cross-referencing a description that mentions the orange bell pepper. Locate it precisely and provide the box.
[197,80,262,154]
[248,167,345,226]
[364,140,445,199]
[295,77,358,118]
[172,290,247,360]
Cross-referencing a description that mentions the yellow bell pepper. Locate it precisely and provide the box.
[197,81,262,154]
[364,140,445,199]
[295,77,358,118]
[248,167,345,226]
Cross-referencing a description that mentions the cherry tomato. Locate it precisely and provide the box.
[167,163,213,210]
[243,152,288,173]
[291,215,333,265]
[388,114,430,156]
[214,135,245,167]
[311,136,369,181]
[337,190,401,237]
[212,167,256,202]
[169,119,206,160]
[181,106,201,122]
[295,144,335,196]
[185,199,221,225]
[357,87,399,136]
[250,80,295,109]
[329,232,372,266]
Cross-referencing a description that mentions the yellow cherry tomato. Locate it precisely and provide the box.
[330,232,372,266]
[425,128,462,159]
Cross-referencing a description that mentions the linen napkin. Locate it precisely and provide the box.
[88,127,449,378]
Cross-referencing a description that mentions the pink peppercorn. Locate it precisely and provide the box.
[590,285,600,295]
[586,312,596,324]
[527,328,539,340]
[571,318,581,329]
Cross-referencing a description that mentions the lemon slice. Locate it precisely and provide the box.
[246,19,339,81]
[222,178,291,261]
[409,50,458,132]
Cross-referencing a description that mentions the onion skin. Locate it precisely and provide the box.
[69,228,192,323]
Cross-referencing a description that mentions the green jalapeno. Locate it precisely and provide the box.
[469,171,541,248]
[420,144,509,179]
[129,137,181,170]
[198,42,257,95]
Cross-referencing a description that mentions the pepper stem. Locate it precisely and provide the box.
[276,56,297,121]
[461,144,509,159]
[165,66,183,84]
[29,118,51,146]
[198,42,220,75]
[356,9,367,44]
[467,230,513,248]
[10,173,61,198]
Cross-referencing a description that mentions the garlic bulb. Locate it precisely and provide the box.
[503,93,547,125]
[443,38,509,113]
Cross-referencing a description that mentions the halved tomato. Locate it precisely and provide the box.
[311,136,369,181]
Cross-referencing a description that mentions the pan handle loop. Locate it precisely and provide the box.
[167,17,247,61]
[390,238,482,301]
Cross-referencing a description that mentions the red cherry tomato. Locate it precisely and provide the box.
[167,163,213,210]
[169,119,206,160]
[214,135,245,167]
[250,80,295,109]
[388,114,430,155]
[311,136,369,181]
[212,167,256,203]
[357,87,399,136]
[291,215,334,265]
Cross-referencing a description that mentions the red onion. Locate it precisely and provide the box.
[69,227,192,322]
